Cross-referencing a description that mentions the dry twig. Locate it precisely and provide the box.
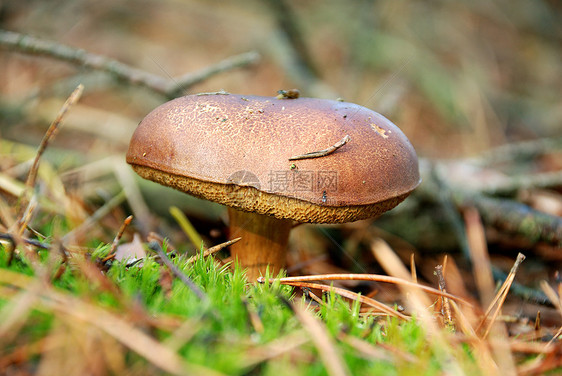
[102,215,133,263]
[0,29,259,99]
[435,265,453,327]
[23,84,84,191]
[15,84,83,235]
[186,237,242,265]
[289,135,351,161]
[148,242,207,302]
[290,300,351,376]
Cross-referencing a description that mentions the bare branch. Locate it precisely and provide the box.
[0,29,260,98]
[169,51,260,97]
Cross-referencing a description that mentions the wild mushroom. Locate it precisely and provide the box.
[126,93,420,281]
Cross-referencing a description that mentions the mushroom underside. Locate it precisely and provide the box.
[131,164,412,224]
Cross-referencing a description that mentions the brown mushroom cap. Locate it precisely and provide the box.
[126,93,420,223]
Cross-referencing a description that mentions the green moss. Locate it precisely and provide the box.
[0,241,481,375]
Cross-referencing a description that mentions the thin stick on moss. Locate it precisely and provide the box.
[102,215,134,263]
[148,241,207,302]
[186,237,242,265]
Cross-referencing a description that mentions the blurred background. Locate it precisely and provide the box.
[1,0,561,296]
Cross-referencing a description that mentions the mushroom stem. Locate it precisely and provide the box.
[228,207,292,282]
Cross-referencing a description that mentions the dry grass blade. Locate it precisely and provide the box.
[540,280,562,316]
[0,233,50,250]
[464,209,518,374]
[304,288,325,306]
[449,300,500,373]
[291,301,350,376]
[546,326,562,349]
[0,268,222,376]
[260,273,471,306]
[464,207,496,307]
[240,331,310,369]
[516,328,562,376]
[71,251,123,298]
[371,238,471,375]
[284,280,409,320]
[14,193,38,237]
[338,334,392,362]
[0,196,16,230]
[13,84,84,238]
[410,253,417,283]
[0,281,42,347]
[0,172,25,198]
[162,318,202,352]
[24,84,83,192]
[370,238,435,318]
[47,288,222,376]
[477,253,526,338]
[113,158,153,233]
[110,215,133,254]
[62,190,126,244]
[170,206,205,249]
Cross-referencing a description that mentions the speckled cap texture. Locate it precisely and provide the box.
[126,93,420,223]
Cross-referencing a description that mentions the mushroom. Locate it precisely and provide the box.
[126,93,420,281]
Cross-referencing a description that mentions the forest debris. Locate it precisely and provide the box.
[186,237,241,265]
[16,84,83,234]
[276,89,300,99]
[289,135,350,161]
[113,233,145,263]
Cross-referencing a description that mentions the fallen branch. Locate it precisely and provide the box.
[471,136,562,167]
[419,161,562,247]
[458,193,562,247]
[478,170,562,196]
[0,29,260,99]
